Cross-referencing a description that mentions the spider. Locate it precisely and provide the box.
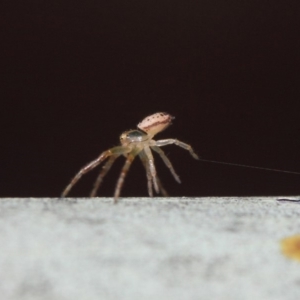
[61,112,199,202]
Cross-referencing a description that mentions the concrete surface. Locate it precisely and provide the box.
[0,197,300,300]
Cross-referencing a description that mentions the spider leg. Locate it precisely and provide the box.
[139,151,153,197]
[152,139,199,160]
[139,150,169,197]
[90,155,118,197]
[156,178,169,197]
[143,146,159,193]
[114,153,136,202]
[151,146,181,183]
[62,146,130,197]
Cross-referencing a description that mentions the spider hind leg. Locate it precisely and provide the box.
[151,146,181,183]
[139,150,169,197]
[143,146,159,193]
[139,151,153,197]
[154,139,199,160]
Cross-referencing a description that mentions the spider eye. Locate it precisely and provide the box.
[120,134,126,142]
[120,131,132,145]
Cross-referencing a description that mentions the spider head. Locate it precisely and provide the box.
[137,112,174,137]
[120,130,148,146]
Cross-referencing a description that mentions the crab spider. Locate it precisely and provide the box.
[61,112,199,202]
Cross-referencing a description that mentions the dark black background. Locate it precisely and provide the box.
[1,0,300,197]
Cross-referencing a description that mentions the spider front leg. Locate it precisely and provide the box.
[153,139,199,160]
[61,146,130,197]
[90,155,118,197]
[114,153,136,202]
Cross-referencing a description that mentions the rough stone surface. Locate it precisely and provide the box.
[1,197,300,300]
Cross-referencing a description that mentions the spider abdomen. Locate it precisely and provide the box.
[138,112,174,137]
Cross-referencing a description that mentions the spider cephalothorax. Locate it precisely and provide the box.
[62,112,198,202]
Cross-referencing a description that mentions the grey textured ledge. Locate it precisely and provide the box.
[1,197,300,300]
